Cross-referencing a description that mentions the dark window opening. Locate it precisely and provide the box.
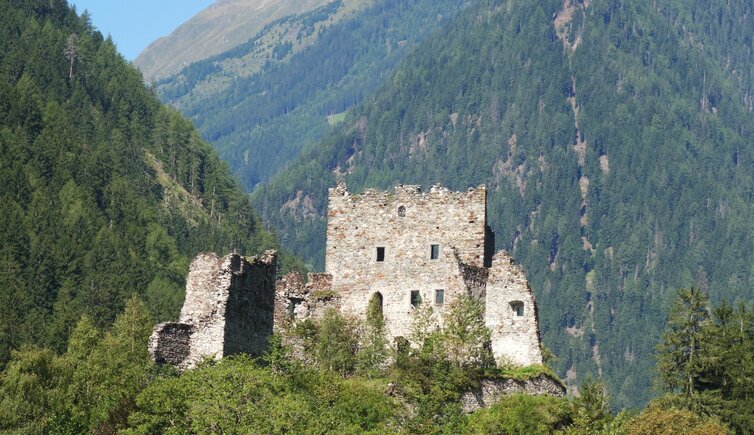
[376,247,385,262]
[288,298,303,319]
[410,290,422,308]
[398,205,406,217]
[510,301,524,317]
[430,244,440,260]
[435,289,444,305]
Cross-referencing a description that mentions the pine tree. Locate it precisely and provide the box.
[656,288,715,403]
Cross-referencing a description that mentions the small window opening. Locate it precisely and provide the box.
[430,244,440,260]
[410,290,422,308]
[435,289,444,305]
[510,301,525,317]
[376,247,385,262]
[398,205,406,217]
[288,298,303,319]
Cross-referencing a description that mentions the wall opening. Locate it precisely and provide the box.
[288,298,303,319]
[398,205,406,217]
[376,247,385,262]
[410,290,422,308]
[435,289,444,305]
[510,301,524,317]
[430,244,440,260]
[367,292,384,325]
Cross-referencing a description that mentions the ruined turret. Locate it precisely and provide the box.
[149,250,277,370]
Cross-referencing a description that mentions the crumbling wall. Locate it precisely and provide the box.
[485,251,543,366]
[274,271,338,329]
[149,250,277,370]
[461,374,566,413]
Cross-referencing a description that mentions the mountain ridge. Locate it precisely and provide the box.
[134,0,335,82]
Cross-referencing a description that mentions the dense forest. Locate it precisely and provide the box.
[0,0,303,366]
[251,0,754,408]
[154,0,476,190]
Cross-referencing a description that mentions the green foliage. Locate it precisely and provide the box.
[0,297,153,433]
[315,309,360,374]
[356,293,389,377]
[465,394,572,434]
[656,288,714,399]
[443,295,494,369]
[565,379,623,434]
[0,0,294,363]
[126,355,397,434]
[655,291,754,432]
[625,399,729,435]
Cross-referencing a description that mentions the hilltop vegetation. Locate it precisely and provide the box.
[0,0,301,365]
[252,0,754,407]
[154,0,476,191]
[2,288,751,433]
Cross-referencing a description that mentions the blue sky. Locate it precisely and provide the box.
[68,0,214,61]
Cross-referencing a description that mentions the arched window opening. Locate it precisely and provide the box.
[398,205,406,217]
[367,292,384,326]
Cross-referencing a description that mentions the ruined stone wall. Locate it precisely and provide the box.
[149,251,276,370]
[485,251,543,366]
[274,272,339,329]
[223,251,276,357]
[325,183,489,339]
[461,374,566,413]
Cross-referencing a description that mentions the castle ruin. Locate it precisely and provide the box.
[277,183,543,367]
[150,183,543,369]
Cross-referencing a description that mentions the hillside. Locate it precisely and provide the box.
[0,0,299,364]
[154,0,476,191]
[252,0,754,407]
[134,0,334,82]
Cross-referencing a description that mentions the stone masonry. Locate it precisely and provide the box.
[278,182,543,367]
[149,250,277,370]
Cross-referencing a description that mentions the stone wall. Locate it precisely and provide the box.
[461,374,566,413]
[274,271,339,329]
[485,252,543,366]
[149,251,277,370]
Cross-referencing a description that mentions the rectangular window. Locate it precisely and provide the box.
[435,289,444,305]
[376,247,385,262]
[410,290,422,308]
[430,244,440,260]
[510,301,524,317]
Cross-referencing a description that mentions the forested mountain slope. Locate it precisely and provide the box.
[155,0,476,191]
[252,0,754,407]
[134,0,334,82]
[0,0,295,364]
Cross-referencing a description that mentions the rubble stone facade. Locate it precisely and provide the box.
[149,251,277,370]
[278,183,543,367]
